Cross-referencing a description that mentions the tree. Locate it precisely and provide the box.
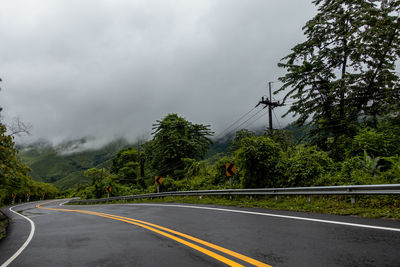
[236,136,283,188]
[6,116,32,136]
[227,129,255,154]
[83,167,116,198]
[149,114,213,177]
[84,168,106,185]
[276,0,400,147]
[110,148,145,188]
[0,108,58,204]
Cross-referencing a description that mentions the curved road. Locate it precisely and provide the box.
[1,200,400,266]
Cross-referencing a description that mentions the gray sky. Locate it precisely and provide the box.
[0,0,317,147]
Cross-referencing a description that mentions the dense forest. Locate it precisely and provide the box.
[1,0,399,203]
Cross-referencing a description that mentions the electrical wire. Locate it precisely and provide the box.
[152,107,269,176]
[273,110,282,129]
[213,106,258,140]
[240,109,269,130]
[214,107,266,142]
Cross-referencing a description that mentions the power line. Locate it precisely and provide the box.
[148,107,265,177]
[215,107,266,142]
[153,108,269,177]
[214,106,258,140]
[241,109,269,130]
[273,110,282,129]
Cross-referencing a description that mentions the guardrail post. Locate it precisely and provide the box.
[249,195,253,200]
[347,188,356,206]
[274,195,278,201]
[351,196,356,206]
[307,196,311,203]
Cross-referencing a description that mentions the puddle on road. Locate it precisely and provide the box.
[19,207,53,218]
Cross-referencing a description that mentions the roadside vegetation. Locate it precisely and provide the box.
[85,195,399,220]
[1,0,399,220]
[0,107,59,206]
[62,0,400,217]
[0,211,8,241]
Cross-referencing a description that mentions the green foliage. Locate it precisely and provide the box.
[277,0,400,146]
[0,117,59,205]
[236,136,283,188]
[284,146,334,187]
[210,156,235,186]
[227,129,255,154]
[317,151,387,186]
[148,114,213,177]
[19,138,130,190]
[80,167,124,198]
[381,155,400,183]
[359,150,382,177]
[84,168,106,185]
[110,148,144,188]
[110,148,140,173]
[269,129,295,151]
[350,128,391,158]
[11,1,398,205]
[122,195,400,220]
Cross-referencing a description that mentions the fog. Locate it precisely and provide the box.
[0,0,317,147]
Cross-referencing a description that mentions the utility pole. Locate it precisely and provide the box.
[256,82,283,135]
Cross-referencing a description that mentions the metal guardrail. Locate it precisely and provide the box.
[68,184,400,205]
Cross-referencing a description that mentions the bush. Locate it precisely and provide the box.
[236,136,283,188]
[349,128,389,158]
[210,156,236,186]
[322,154,387,186]
[284,145,334,187]
[381,155,400,183]
[348,123,400,159]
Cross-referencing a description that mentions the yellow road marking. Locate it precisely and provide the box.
[78,210,270,267]
[36,202,271,267]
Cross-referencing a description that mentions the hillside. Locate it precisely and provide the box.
[19,138,132,190]
[18,124,306,191]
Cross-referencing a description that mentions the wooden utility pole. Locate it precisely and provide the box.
[256,82,283,135]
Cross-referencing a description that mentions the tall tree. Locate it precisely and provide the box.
[110,148,145,188]
[1,83,58,203]
[276,0,400,146]
[236,136,283,188]
[149,114,213,177]
[0,108,36,203]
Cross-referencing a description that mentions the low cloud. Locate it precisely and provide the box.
[0,0,316,147]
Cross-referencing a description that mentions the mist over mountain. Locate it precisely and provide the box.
[19,137,133,190]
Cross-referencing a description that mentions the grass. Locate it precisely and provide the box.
[0,211,9,241]
[73,195,400,220]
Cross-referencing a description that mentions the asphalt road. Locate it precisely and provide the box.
[1,200,400,266]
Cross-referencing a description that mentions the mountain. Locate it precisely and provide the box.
[19,138,132,190]
[18,124,304,191]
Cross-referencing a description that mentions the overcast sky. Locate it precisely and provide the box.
[0,0,317,147]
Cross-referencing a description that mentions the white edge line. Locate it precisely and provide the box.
[0,206,36,267]
[59,200,70,206]
[126,203,400,232]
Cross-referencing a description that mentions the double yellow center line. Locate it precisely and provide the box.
[36,202,271,267]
